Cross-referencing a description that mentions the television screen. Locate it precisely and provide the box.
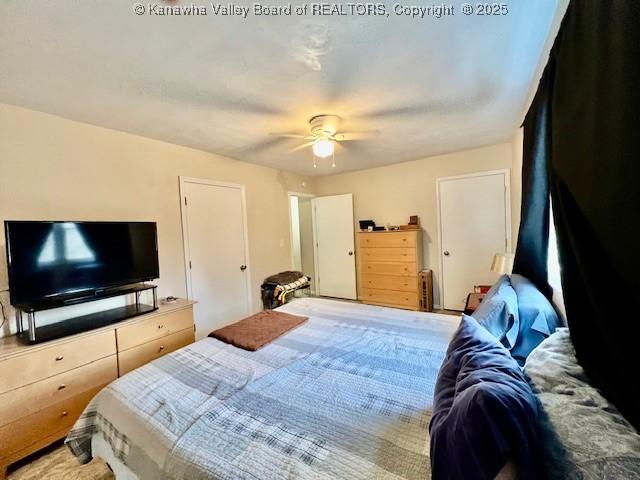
[5,221,159,306]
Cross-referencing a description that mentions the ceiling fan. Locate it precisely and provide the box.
[270,115,379,167]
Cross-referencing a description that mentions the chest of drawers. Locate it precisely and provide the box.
[0,300,195,477]
[357,231,423,310]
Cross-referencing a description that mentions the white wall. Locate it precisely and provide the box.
[0,103,314,336]
[297,196,316,292]
[315,142,518,307]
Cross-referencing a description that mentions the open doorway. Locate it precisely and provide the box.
[288,193,316,294]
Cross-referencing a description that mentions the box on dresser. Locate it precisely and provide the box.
[0,299,195,478]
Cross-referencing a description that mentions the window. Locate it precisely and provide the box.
[547,199,567,319]
[547,201,562,291]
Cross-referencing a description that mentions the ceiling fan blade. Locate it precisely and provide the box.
[268,132,310,139]
[136,78,286,116]
[337,141,369,155]
[356,87,492,120]
[234,136,290,155]
[357,103,447,119]
[289,140,316,153]
[334,130,380,141]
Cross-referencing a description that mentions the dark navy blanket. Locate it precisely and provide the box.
[429,315,543,480]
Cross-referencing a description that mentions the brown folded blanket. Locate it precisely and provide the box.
[209,310,308,351]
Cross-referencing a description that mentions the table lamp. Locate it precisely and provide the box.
[491,253,515,274]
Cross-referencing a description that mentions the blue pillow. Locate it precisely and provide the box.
[429,315,542,480]
[510,274,562,365]
[472,275,520,348]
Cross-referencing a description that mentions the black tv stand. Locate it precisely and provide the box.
[15,283,158,344]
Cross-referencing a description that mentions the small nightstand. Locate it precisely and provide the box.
[464,293,486,316]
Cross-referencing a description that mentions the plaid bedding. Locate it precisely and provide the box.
[66,298,458,479]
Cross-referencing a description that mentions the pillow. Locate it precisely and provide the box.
[209,310,308,351]
[472,274,520,348]
[429,315,542,480]
[510,274,562,365]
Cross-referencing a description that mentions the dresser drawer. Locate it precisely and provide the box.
[358,232,418,248]
[118,327,195,376]
[0,330,116,394]
[0,355,117,426]
[360,262,417,276]
[360,274,417,292]
[0,386,104,462]
[359,288,419,308]
[359,247,416,263]
[117,307,194,351]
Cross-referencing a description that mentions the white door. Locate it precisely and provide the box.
[181,179,251,339]
[312,194,357,299]
[438,171,510,310]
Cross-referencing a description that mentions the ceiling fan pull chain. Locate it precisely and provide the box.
[331,151,335,168]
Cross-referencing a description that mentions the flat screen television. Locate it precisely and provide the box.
[5,221,159,307]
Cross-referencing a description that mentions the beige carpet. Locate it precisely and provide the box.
[8,442,113,480]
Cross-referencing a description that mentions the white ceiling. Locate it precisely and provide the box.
[0,1,562,176]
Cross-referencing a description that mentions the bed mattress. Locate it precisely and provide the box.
[66,298,459,479]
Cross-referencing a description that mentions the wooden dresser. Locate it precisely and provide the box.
[357,230,423,310]
[0,299,195,477]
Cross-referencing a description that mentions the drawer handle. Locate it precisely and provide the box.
[55,355,64,361]
[61,411,68,417]
[58,384,67,390]
[158,345,165,352]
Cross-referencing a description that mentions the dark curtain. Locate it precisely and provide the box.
[512,66,554,299]
[526,1,640,430]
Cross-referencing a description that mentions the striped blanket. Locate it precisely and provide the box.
[66,298,458,479]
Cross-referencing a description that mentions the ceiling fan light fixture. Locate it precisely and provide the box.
[312,139,334,158]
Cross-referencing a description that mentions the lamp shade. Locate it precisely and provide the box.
[491,253,514,274]
[312,139,334,158]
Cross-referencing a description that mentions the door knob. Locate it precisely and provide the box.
[240,265,247,271]
[348,251,353,256]
[443,251,450,256]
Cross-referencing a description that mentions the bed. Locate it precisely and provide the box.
[427,274,640,479]
[66,297,459,479]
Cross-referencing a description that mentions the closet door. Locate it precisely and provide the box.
[181,178,251,339]
[438,171,510,311]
